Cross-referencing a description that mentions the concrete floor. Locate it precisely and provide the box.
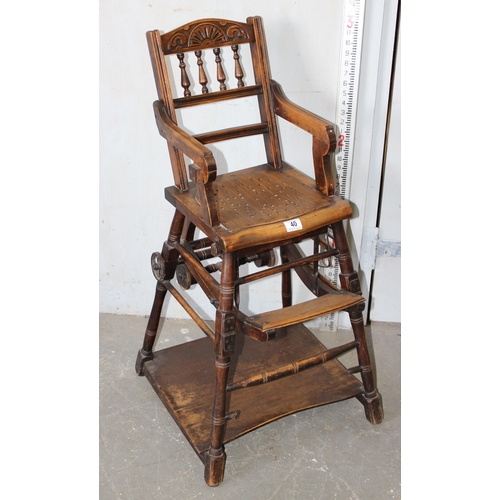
[100,313,400,499]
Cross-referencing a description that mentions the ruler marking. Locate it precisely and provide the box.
[320,0,366,332]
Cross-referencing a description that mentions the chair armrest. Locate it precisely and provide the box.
[153,101,217,184]
[270,80,336,150]
[270,80,337,196]
[154,100,220,226]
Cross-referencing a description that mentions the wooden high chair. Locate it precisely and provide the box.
[136,16,383,486]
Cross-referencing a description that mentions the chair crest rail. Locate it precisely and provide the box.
[161,19,255,54]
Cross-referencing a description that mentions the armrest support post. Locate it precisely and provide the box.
[189,164,220,226]
[270,80,337,196]
[312,136,336,196]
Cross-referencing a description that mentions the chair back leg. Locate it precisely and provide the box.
[135,210,185,375]
[331,222,383,423]
[280,246,293,308]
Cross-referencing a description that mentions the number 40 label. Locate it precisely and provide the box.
[283,218,302,232]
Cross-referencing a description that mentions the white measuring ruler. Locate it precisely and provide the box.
[320,0,366,332]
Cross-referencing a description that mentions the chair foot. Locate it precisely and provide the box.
[135,349,153,376]
[357,391,384,424]
[204,448,226,487]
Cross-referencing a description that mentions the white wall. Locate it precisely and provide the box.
[99,0,393,320]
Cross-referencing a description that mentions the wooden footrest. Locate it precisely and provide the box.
[244,291,364,334]
[142,324,363,459]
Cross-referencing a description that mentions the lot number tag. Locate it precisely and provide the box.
[283,218,302,232]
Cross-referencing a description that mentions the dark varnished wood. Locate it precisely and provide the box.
[146,30,189,191]
[232,45,245,87]
[164,281,216,342]
[194,50,208,94]
[235,247,338,287]
[139,16,384,486]
[177,53,191,97]
[244,292,364,333]
[193,123,269,145]
[213,48,227,91]
[164,163,352,252]
[271,80,337,195]
[248,16,283,170]
[173,240,220,304]
[153,101,217,187]
[280,246,292,308]
[161,18,255,55]
[173,84,263,109]
[205,251,237,485]
[142,324,364,457]
[226,339,359,392]
[136,209,185,375]
[331,221,384,423]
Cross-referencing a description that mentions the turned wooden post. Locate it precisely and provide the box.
[331,221,383,424]
[213,48,227,91]
[231,45,244,88]
[205,251,237,486]
[280,246,292,308]
[331,221,360,294]
[195,50,208,94]
[135,281,168,375]
[177,53,191,97]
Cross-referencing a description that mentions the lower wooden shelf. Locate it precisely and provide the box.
[142,323,363,459]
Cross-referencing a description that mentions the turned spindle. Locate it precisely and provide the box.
[231,45,245,88]
[213,48,226,91]
[195,50,208,94]
[177,53,191,97]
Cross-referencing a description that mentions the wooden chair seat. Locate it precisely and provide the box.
[136,16,384,487]
[165,162,352,252]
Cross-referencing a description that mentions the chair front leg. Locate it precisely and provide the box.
[205,251,237,486]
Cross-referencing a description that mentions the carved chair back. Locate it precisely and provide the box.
[146,17,282,193]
